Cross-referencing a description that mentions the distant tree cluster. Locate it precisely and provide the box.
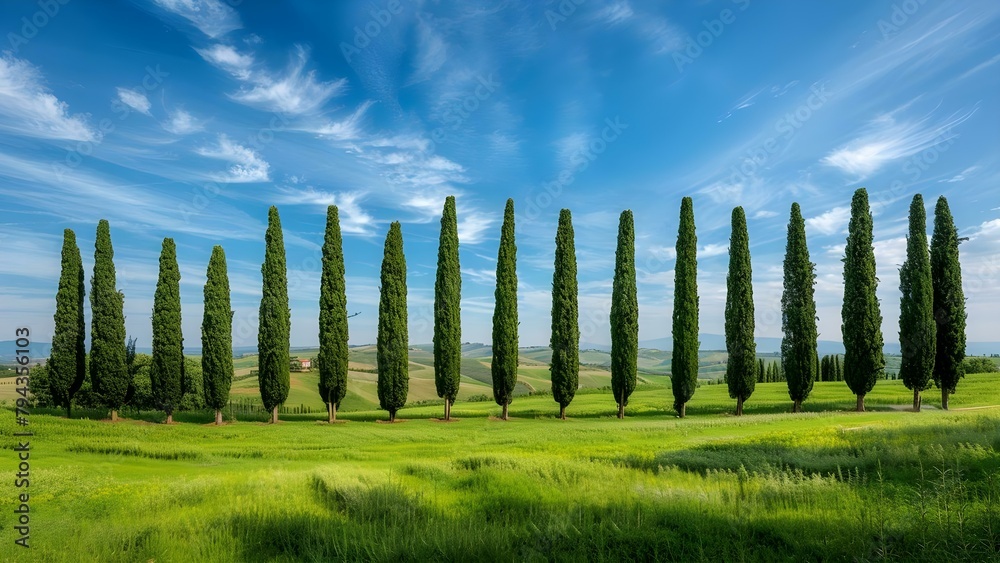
[43,189,970,423]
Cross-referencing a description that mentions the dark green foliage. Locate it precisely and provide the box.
[757,358,765,383]
[491,199,518,416]
[898,195,936,409]
[258,206,291,418]
[962,357,997,374]
[842,188,885,410]
[317,207,349,419]
[433,196,462,418]
[724,207,755,415]
[49,229,86,416]
[611,210,638,417]
[89,220,130,417]
[377,222,408,421]
[781,203,818,411]
[550,209,579,418]
[931,196,967,409]
[202,246,234,417]
[151,238,184,418]
[834,355,843,381]
[671,197,699,417]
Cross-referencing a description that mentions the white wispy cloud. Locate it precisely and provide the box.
[299,100,373,142]
[115,87,152,115]
[162,108,203,134]
[230,45,347,115]
[275,187,376,235]
[408,19,448,85]
[699,243,728,258]
[458,210,496,245]
[822,106,976,178]
[196,134,270,182]
[153,0,242,38]
[752,210,779,219]
[596,1,634,25]
[195,43,254,79]
[939,165,978,183]
[807,206,851,236]
[0,54,96,142]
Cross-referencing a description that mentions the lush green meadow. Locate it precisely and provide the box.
[3,374,1000,562]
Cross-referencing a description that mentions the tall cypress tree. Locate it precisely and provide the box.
[151,238,184,424]
[50,229,86,417]
[377,221,408,422]
[725,207,755,416]
[930,196,966,410]
[899,194,936,412]
[757,358,765,383]
[611,210,638,419]
[835,355,843,381]
[550,209,579,420]
[434,196,462,421]
[318,206,349,423]
[492,199,518,420]
[258,206,290,423]
[90,220,130,421]
[842,188,885,412]
[202,245,233,426]
[671,197,699,417]
[782,202,819,412]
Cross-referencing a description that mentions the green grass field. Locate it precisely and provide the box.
[3,374,999,561]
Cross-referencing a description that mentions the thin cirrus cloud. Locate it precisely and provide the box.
[195,134,270,182]
[806,206,851,236]
[152,0,242,38]
[227,45,347,115]
[275,187,376,236]
[194,43,254,79]
[821,106,977,178]
[115,87,152,115]
[0,54,96,142]
[162,108,204,135]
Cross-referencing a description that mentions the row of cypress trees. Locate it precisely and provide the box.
[48,188,967,422]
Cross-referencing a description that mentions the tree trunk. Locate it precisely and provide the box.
[390,411,396,423]
[913,389,921,412]
[330,402,338,423]
[165,413,172,424]
[678,403,686,418]
[617,401,625,419]
[793,399,801,413]
[111,409,118,422]
[856,394,865,412]
[271,406,278,424]
[736,397,744,416]
[559,405,566,420]
[444,400,451,421]
[942,388,949,410]
[215,409,223,425]
[502,403,509,421]
[66,405,72,419]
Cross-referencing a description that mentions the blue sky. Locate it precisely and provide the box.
[1,0,998,349]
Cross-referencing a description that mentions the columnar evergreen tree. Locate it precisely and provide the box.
[671,197,699,417]
[611,210,638,419]
[433,196,462,421]
[491,199,518,420]
[842,188,885,412]
[781,202,819,412]
[930,196,967,410]
[550,209,579,420]
[377,221,408,422]
[899,194,936,412]
[835,355,843,381]
[50,229,86,417]
[90,220,129,421]
[151,238,184,424]
[202,245,233,426]
[757,358,766,383]
[258,206,290,424]
[317,206,349,423]
[724,207,755,416]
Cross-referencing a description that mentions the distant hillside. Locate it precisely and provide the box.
[0,340,50,363]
